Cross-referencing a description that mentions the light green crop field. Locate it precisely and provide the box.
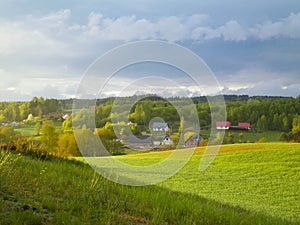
[115,143,300,222]
[1,142,299,224]
[200,129,282,142]
[14,123,37,136]
[14,121,63,137]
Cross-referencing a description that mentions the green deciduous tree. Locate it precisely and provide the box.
[57,132,80,157]
[96,122,123,155]
[40,120,59,154]
[19,102,31,121]
[257,115,267,132]
[62,117,73,133]
[0,126,18,147]
[291,115,300,142]
[74,125,98,156]
[35,121,42,136]
[132,104,145,125]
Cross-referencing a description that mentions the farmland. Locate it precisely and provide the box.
[114,143,300,222]
[200,129,282,143]
[163,143,300,222]
[1,142,299,224]
[13,121,63,137]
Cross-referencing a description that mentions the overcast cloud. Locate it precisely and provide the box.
[0,1,300,100]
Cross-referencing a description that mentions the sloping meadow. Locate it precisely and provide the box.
[0,142,299,224]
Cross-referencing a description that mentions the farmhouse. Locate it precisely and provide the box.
[216,121,251,130]
[161,135,173,146]
[152,122,168,132]
[238,122,251,130]
[230,122,251,130]
[185,135,202,148]
[216,121,231,130]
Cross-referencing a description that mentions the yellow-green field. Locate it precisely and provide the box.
[1,142,299,224]
[116,143,300,222]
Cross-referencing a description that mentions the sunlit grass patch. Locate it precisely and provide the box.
[0,143,299,224]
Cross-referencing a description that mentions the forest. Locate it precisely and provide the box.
[0,95,300,158]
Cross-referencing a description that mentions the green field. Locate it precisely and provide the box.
[1,143,299,224]
[163,143,300,222]
[14,121,63,137]
[13,123,37,137]
[200,129,282,143]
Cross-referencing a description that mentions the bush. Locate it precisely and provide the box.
[258,137,267,143]
[199,139,208,146]
[14,136,49,160]
[57,132,81,157]
[279,132,288,142]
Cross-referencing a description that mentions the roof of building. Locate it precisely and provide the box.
[185,134,202,143]
[216,121,231,127]
[127,135,152,144]
[152,122,168,129]
[238,122,251,128]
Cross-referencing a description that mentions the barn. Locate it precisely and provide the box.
[238,122,251,130]
[216,121,231,130]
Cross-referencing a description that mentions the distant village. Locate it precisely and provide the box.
[123,120,251,150]
[122,121,201,150]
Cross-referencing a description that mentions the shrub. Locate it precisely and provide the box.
[199,138,208,146]
[57,132,81,157]
[279,132,288,142]
[258,137,267,143]
[14,136,49,160]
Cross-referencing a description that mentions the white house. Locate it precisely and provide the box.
[152,122,168,132]
[162,135,173,146]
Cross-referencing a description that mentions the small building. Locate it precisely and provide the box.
[27,114,34,121]
[127,121,137,126]
[11,121,18,127]
[152,122,168,132]
[229,122,251,130]
[125,135,153,150]
[62,114,70,120]
[238,122,251,130]
[185,135,202,148]
[162,135,173,146]
[216,121,231,130]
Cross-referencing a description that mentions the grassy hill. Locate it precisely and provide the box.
[1,143,299,224]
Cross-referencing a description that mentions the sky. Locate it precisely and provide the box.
[0,0,300,101]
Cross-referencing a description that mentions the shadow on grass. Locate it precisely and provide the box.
[0,151,297,225]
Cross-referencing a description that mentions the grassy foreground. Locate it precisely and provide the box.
[1,143,299,224]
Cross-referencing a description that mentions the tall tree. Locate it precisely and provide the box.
[19,102,31,120]
[133,104,145,125]
[40,120,59,154]
[257,115,267,132]
[34,121,42,136]
[57,132,80,157]
[62,117,73,133]
[0,126,18,147]
[142,101,151,125]
[291,115,300,142]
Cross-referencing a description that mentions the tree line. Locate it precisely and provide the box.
[1,95,299,133]
[0,95,300,158]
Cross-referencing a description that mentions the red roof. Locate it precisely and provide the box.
[216,121,231,127]
[238,122,251,128]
